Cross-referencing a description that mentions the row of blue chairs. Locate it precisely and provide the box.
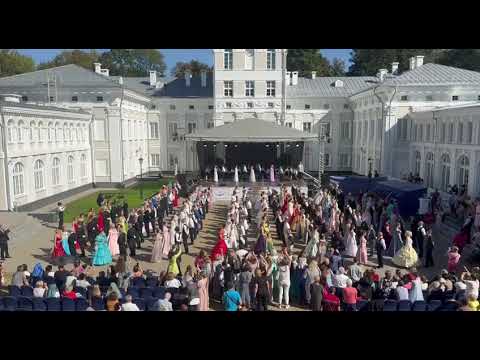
[378,299,456,311]
[0,295,165,311]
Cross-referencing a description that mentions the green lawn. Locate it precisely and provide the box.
[63,179,172,223]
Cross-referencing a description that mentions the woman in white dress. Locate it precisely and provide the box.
[249,166,256,183]
[344,226,358,258]
[213,166,219,183]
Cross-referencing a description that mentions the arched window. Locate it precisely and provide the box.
[48,122,53,142]
[80,154,87,178]
[55,122,61,142]
[12,162,25,196]
[33,160,45,191]
[64,123,69,143]
[17,120,25,143]
[7,120,15,143]
[52,157,61,186]
[441,153,451,192]
[458,155,469,187]
[37,121,44,142]
[425,152,434,188]
[414,151,421,176]
[67,155,75,183]
[29,121,36,142]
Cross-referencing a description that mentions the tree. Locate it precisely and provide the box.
[0,49,35,77]
[171,60,212,78]
[287,49,333,77]
[347,49,444,76]
[329,58,346,76]
[99,49,166,77]
[37,49,100,71]
[436,49,480,72]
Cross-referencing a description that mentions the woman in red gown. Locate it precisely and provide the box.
[211,227,228,261]
[52,229,66,258]
[97,208,105,234]
[173,187,179,208]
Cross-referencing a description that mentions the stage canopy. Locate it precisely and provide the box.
[185,118,318,143]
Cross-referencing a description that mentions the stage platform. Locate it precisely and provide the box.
[199,180,309,201]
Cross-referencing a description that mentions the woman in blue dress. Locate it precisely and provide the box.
[92,231,113,266]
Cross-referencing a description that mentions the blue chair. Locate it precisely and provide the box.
[17,296,33,311]
[153,286,166,299]
[45,298,61,311]
[21,286,34,298]
[140,287,154,299]
[146,277,159,287]
[0,298,5,311]
[383,299,398,311]
[398,300,412,311]
[412,301,427,311]
[145,297,159,311]
[92,297,105,311]
[356,299,369,312]
[119,288,127,298]
[3,296,17,311]
[131,277,146,288]
[74,287,87,298]
[75,298,89,311]
[61,298,76,311]
[133,297,145,311]
[32,298,47,311]
[8,285,21,297]
[127,286,140,298]
[428,300,442,311]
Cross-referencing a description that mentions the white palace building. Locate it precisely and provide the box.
[2,49,480,211]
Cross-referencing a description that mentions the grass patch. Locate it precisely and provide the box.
[63,179,172,223]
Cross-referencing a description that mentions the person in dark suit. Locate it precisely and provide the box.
[127,227,138,257]
[123,201,129,220]
[135,211,144,247]
[416,221,426,259]
[143,209,151,238]
[424,229,435,268]
[117,225,127,260]
[310,276,324,311]
[96,193,105,207]
[0,225,11,260]
[76,221,87,257]
[67,232,77,257]
[376,233,386,269]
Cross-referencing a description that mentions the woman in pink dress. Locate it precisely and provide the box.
[447,246,461,273]
[358,231,368,265]
[161,221,171,258]
[151,229,163,263]
[107,223,120,256]
[197,272,209,311]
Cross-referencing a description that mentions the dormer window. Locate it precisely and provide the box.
[452,95,459,101]
[401,95,408,101]
[333,80,344,87]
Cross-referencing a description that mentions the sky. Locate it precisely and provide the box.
[17,49,353,71]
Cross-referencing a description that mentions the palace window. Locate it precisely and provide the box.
[151,154,160,166]
[96,96,103,102]
[266,49,276,70]
[169,104,176,111]
[72,96,78,102]
[225,102,232,109]
[80,154,87,178]
[7,120,15,143]
[441,153,451,192]
[426,95,433,101]
[458,155,469,187]
[245,49,254,70]
[448,123,454,143]
[21,96,28,102]
[188,122,196,134]
[67,156,75,184]
[414,151,421,176]
[247,102,253,109]
[224,49,233,70]
[189,105,195,110]
[425,152,434,188]
[224,81,233,97]
[208,105,214,110]
[52,157,60,186]
[305,104,311,110]
[150,122,159,139]
[245,81,254,97]
[285,122,292,128]
[268,102,274,108]
[458,122,464,143]
[29,121,35,142]
[12,162,25,196]
[266,81,276,97]
[467,121,473,143]
[34,160,45,191]
[17,120,24,143]
[286,105,291,110]
[303,122,312,133]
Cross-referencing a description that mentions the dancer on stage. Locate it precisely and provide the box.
[250,166,256,183]
[234,166,239,183]
[213,166,219,183]
[270,164,275,183]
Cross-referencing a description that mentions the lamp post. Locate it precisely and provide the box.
[138,157,144,200]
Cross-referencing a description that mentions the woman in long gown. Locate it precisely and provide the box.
[392,230,419,268]
[173,187,179,208]
[344,227,358,258]
[161,221,171,258]
[97,207,105,234]
[211,227,228,261]
[107,223,120,257]
[52,229,66,258]
[358,231,368,265]
[197,272,209,311]
[387,223,403,257]
[92,231,113,266]
[249,166,256,183]
[151,230,163,263]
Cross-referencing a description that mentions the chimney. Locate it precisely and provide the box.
[311,71,316,80]
[378,68,388,82]
[291,71,299,86]
[118,76,124,85]
[409,57,415,71]
[185,70,191,87]
[201,70,207,88]
[285,71,291,85]
[391,62,399,75]
[415,55,424,68]
[94,62,101,74]
[149,70,157,86]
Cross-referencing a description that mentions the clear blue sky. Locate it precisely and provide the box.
[18,49,352,71]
